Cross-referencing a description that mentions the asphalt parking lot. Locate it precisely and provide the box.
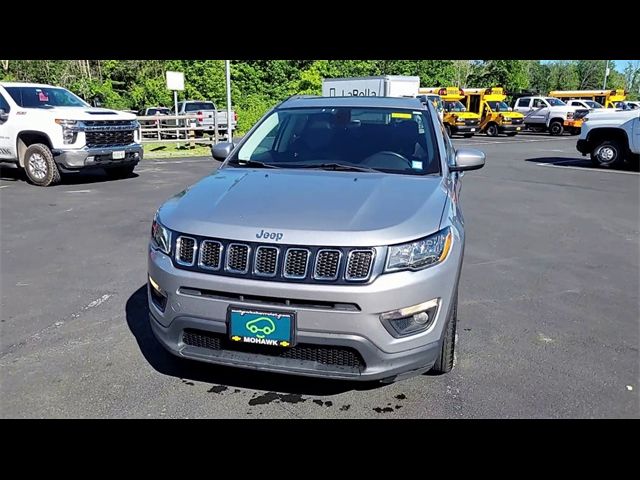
[1,133,638,418]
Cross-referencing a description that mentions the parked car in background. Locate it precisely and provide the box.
[576,109,639,168]
[148,95,486,382]
[565,99,605,110]
[138,106,171,138]
[165,100,237,138]
[0,82,142,186]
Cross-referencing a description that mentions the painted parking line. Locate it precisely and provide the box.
[537,162,640,175]
[65,189,92,193]
[0,185,10,189]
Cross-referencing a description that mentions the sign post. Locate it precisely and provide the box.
[166,71,185,143]
[225,60,232,142]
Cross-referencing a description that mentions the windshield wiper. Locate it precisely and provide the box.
[289,162,379,173]
[227,159,280,169]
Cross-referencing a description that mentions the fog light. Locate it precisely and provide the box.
[380,298,439,337]
[148,275,168,312]
[85,156,95,164]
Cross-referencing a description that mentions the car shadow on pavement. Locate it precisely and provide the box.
[525,156,640,172]
[0,166,139,185]
[125,285,378,396]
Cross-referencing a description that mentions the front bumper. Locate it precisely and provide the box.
[576,139,590,155]
[52,144,143,170]
[451,125,477,135]
[564,119,583,129]
[147,233,463,381]
[498,124,523,133]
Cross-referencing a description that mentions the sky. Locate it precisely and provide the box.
[542,60,638,73]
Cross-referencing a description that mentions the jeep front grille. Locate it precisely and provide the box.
[314,249,341,280]
[176,236,196,266]
[254,246,278,277]
[199,240,222,270]
[284,248,310,279]
[226,244,250,273]
[171,235,376,284]
[346,250,374,281]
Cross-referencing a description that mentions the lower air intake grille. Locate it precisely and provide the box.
[182,329,365,370]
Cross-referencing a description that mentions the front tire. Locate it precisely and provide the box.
[431,294,458,374]
[486,123,499,137]
[590,140,625,168]
[549,120,564,136]
[23,143,61,187]
[105,165,135,179]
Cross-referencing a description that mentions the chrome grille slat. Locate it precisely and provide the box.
[346,249,375,281]
[226,243,250,273]
[176,236,197,266]
[284,248,310,279]
[199,240,223,270]
[254,246,279,277]
[314,249,342,280]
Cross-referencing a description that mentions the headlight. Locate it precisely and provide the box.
[151,213,172,254]
[386,227,452,272]
[55,119,78,144]
[566,112,574,119]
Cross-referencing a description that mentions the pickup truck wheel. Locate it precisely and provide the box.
[24,143,61,187]
[430,293,458,374]
[549,120,564,136]
[486,123,499,137]
[105,165,135,179]
[590,140,625,168]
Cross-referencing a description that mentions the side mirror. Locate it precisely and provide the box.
[92,98,102,108]
[0,108,8,122]
[211,141,234,161]
[450,148,485,172]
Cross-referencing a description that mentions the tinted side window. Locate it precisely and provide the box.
[0,93,10,112]
[517,98,530,107]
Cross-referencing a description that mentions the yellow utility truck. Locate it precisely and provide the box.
[462,87,525,137]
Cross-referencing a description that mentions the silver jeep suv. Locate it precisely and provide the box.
[148,96,485,382]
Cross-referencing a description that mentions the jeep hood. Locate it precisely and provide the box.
[159,168,448,247]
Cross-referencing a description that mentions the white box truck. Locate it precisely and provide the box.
[322,76,420,98]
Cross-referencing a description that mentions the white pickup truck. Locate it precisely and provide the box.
[576,109,640,168]
[170,100,237,138]
[0,82,142,186]
[513,96,587,135]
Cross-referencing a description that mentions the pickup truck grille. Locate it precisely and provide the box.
[85,130,135,147]
[171,235,377,284]
[573,109,589,120]
[83,120,137,148]
[511,118,524,125]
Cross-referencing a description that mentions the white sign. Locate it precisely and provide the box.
[166,71,184,91]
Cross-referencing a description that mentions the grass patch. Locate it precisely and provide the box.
[143,142,212,159]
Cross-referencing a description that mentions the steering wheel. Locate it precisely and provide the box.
[361,151,412,169]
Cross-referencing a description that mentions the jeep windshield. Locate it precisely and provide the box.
[545,97,566,106]
[4,86,88,108]
[229,107,441,175]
